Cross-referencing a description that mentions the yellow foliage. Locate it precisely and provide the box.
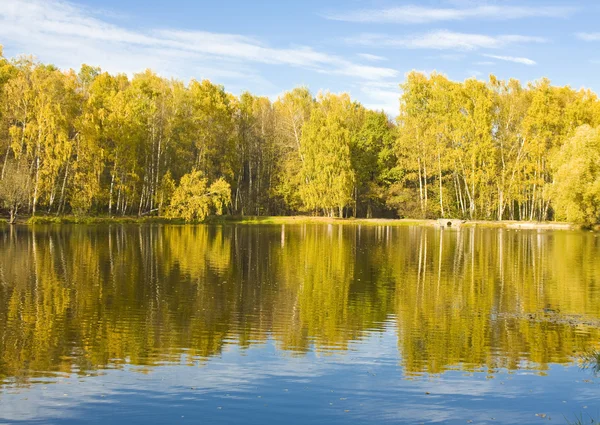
[166,170,231,222]
[551,125,600,224]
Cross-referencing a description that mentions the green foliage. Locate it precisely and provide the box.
[272,87,314,213]
[208,177,231,216]
[395,71,600,222]
[299,93,355,216]
[351,110,396,217]
[0,51,599,222]
[551,126,600,224]
[167,170,231,222]
[157,171,176,215]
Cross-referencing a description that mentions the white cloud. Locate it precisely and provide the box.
[325,62,398,80]
[483,54,536,66]
[359,81,400,115]
[325,5,574,24]
[576,33,600,41]
[357,53,387,62]
[346,31,546,51]
[438,53,466,61]
[467,69,483,77]
[0,0,399,88]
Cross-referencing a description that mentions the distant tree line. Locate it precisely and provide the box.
[1,46,600,223]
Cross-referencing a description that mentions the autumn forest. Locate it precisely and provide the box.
[1,46,600,224]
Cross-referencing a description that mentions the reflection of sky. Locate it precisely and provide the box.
[1,322,598,424]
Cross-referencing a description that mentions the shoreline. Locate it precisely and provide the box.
[230,217,584,230]
[0,215,588,230]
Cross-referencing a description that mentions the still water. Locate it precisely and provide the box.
[0,224,599,424]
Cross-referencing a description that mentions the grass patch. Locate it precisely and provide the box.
[0,214,585,230]
[213,216,583,230]
[26,215,186,225]
[581,350,600,375]
[208,215,438,227]
[564,349,600,425]
[566,413,597,424]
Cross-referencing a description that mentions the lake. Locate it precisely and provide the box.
[0,224,599,424]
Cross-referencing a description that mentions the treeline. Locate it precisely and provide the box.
[1,46,600,223]
[397,73,600,224]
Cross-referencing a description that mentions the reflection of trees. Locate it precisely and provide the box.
[273,225,394,353]
[0,225,237,384]
[392,228,600,375]
[0,225,600,386]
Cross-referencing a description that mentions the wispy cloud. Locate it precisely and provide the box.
[483,54,536,66]
[325,5,575,24]
[467,70,483,77]
[576,32,600,41]
[438,53,466,61]
[0,0,399,88]
[346,31,546,51]
[357,53,387,62]
[358,81,400,115]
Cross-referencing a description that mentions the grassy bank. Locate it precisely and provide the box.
[209,215,585,230]
[210,216,437,227]
[0,214,584,231]
[24,216,186,225]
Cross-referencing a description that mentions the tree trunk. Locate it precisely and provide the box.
[57,161,69,215]
[417,157,424,216]
[9,207,16,224]
[1,146,11,180]
[32,156,40,216]
[438,153,444,217]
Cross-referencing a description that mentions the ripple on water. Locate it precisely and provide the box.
[0,224,599,424]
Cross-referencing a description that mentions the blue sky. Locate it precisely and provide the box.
[1,0,599,114]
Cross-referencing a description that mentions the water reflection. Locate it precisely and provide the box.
[0,224,599,389]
